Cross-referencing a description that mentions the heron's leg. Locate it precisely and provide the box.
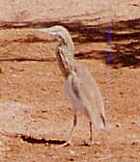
[69,111,77,140]
[62,111,77,146]
[83,121,93,146]
[89,121,93,144]
[88,121,101,146]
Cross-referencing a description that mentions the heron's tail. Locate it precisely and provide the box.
[90,110,107,130]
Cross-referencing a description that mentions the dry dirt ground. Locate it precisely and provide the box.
[0,0,140,162]
[0,27,139,162]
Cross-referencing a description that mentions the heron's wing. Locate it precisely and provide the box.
[76,63,107,130]
[65,63,107,130]
[75,64,105,110]
[64,74,85,112]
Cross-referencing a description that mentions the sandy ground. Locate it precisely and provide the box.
[0,0,140,162]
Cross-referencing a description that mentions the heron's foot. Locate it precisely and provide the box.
[83,140,93,146]
[62,140,72,147]
[83,140,101,146]
[56,140,72,148]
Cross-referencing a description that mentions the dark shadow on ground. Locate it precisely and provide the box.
[21,135,65,145]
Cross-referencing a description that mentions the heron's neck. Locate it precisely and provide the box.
[59,41,75,64]
[64,39,74,54]
[60,32,75,55]
[57,32,76,78]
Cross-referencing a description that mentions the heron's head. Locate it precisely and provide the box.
[37,25,75,62]
[37,25,69,41]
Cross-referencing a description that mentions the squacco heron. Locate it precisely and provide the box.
[38,26,107,146]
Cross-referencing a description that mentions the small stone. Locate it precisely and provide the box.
[119,91,123,95]
[115,123,120,128]
[131,142,135,145]
[69,158,74,161]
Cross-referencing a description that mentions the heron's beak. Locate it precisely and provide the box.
[37,28,56,36]
[37,28,48,33]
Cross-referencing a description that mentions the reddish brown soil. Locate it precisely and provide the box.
[0,28,140,162]
[0,1,140,161]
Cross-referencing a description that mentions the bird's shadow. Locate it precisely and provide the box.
[21,135,65,145]
[20,135,95,147]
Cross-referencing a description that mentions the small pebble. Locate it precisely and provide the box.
[69,158,74,161]
[131,141,137,145]
[115,123,121,128]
